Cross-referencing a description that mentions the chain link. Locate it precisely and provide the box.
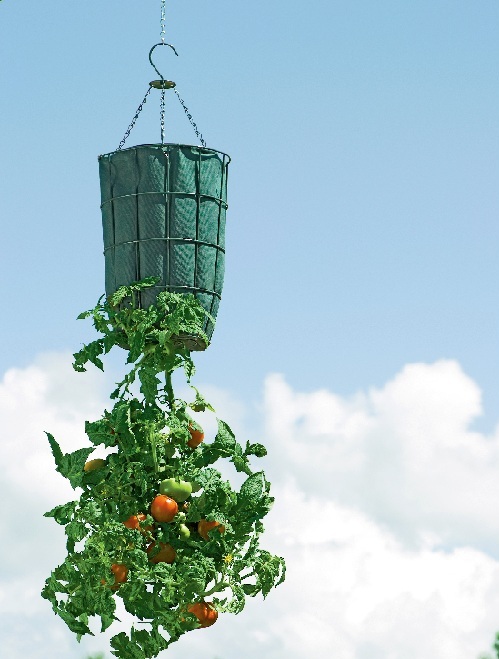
[174,88,207,148]
[117,86,153,151]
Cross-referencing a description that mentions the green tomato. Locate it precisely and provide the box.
[159,477,193,502]
[179,523,191,540]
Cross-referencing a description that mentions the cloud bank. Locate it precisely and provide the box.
[0,354,498,658]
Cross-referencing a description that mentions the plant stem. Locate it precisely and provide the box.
[202,581,230,597]
[164,370,175,407]
[148,423,159,475]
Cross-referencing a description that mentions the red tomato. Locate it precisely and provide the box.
[187,601,218,627]
[147,541,176,564]
[188,424,204,448]
[150,495,178,523]
[123,513,154,535]
[198,519,225,541]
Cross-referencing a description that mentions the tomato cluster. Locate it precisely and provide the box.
[96,466,225,629]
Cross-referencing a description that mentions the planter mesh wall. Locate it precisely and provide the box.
[98,143,230,347]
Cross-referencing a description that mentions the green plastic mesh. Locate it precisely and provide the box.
[98,143,230,346]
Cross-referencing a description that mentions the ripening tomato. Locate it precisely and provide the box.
[187,424,204,448]
[187,601,218,627]
[83,458,106,472]
[198,519,225,541]
[123,513,154,535]
[111,563,128,583]
[150,495,178,523]
[147,541,176,564]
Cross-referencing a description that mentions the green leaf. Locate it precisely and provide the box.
[46,432,64,471]
[253,551,287,598]
[110,625,171,659]
[65,520,89,544]
[236,472,274,524]
[46,434,94,488]
[85,418,116,448]
[188,386,215,412]
[138,368,160,404]
[194,467,222,493]
[73,339,105,372]
[128,329,146,363]
[239,472,268,507]
[111,632,145,659]
[245,442,267,458]
[109,288,131,308]
[57,606,93,636]
[242,583,259,596]
[225,583,246,613]
[132,627,170,656]
[101,612,117,633]
[44,501,78,525]
[198,419,252,475]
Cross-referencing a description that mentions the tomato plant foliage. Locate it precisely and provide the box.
[41,279,285,657]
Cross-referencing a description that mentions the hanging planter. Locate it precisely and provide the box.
[98,43,230,350]
[42,7,285,657]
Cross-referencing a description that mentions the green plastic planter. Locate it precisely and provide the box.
[98,143,230,348]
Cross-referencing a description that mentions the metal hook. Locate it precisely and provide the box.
[149,42,179,89]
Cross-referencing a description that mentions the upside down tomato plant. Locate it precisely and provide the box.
[41,278,286,658]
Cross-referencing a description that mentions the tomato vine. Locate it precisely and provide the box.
[42,278,286,658]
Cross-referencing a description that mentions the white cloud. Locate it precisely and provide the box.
[1,354,499,658]
[257,479,499,659]
[1,351,109,500]
[0,352,110,624]
[264,362,499,554]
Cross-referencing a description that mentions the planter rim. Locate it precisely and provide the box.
[98,142,231,163]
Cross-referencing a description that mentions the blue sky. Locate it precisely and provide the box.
[1,2,499,658]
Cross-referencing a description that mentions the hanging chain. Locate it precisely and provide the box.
[117,86,153,151]
[174,88,207,148]
[159,0,167,143]
[160,88,166,143]
[160,0,166,43]
[116,1,207,150]
[159,0,206,146]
